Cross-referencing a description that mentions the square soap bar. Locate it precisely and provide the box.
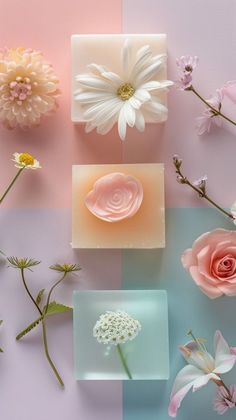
[71,34,167,123]
[73,290,169,380]
[72,163,165,249]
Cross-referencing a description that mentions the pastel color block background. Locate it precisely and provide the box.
[0,1,236,420]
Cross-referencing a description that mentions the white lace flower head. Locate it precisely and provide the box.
[93,310,141,345]
[74,39,173,140]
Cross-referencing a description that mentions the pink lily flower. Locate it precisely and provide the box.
[168,331,236,417]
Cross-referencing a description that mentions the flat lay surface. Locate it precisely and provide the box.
[0,0,236,419]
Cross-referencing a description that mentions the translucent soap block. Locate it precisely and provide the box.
[73,290,169,380]
[72,163,165,249]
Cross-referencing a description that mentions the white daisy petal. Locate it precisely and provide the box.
[87,63,109,75]
[135,56,166,86]
[83,98,119,120]
[93,101,122,126]
[130,45,152,80]
[134,89,151,103]
[140,80,173,91]
[96,114,117,135]
[101,71,123,87]
[76,75,114,91]
[128,96,142,109]
[135,109,145,132]
[124,101,135,127]
[122,38,131,78]
[118,107,127,141]
[85,122,96,133]
[143,100,168,121]
[75,91,114,103]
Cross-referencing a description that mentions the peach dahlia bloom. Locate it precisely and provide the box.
[0,48,59,128]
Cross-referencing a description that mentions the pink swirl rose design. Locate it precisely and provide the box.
[85,172,143,223]
[182,229,236,299]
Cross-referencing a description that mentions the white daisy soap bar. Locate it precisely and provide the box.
[72,163,165,249]
[71,34,172,140]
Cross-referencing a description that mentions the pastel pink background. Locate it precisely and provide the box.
[0,0,123,209]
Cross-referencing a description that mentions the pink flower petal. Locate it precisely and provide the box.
[222,80,236,104]
[214,331,236,374]
[189,266,223,298]
[168,365,204,417]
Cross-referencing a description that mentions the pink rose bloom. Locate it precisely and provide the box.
[85,172,143,223]
[182,229,236,298]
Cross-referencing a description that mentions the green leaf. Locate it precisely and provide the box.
[16,316,43,341]
[36,288,45,306]
[0,348,3,353]
[44,301,72,317]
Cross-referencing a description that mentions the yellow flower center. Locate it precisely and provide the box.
[117,83,135,101]
[19,153,35,166]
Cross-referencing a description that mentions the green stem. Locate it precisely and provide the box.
[191,86,236,127]
[117,344,132,380]
[20,269,42,315]
[20,269,64,387]
[41,318,64,387]
[44,272,67,315]
[0,167,24,204]
[175,166,234,220]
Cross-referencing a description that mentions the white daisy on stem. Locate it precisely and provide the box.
[0,152,41,204]
[74,39,173,140]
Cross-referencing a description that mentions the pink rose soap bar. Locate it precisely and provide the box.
[72,163,165,249]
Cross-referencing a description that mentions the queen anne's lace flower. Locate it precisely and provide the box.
[0,47,59,128]
[74,39,173,140]
[93,310,141,345]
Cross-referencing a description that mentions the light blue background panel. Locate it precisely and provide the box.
[123,208,236,420]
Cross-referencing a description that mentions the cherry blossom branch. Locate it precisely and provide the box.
[190,86,236,127]
[173,155,234,220]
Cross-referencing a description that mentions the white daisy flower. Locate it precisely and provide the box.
[13,152,41,169]
[74,39,173,140]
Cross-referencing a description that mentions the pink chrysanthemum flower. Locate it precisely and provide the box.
[214,385,236,415]
[0,47,59,129]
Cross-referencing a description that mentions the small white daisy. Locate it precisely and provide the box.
[13,152,41,169]
[74,39,173,140]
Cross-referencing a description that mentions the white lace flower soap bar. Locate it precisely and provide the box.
[73,290,169,380]
[72,163,165,249]
[71,34,172,140]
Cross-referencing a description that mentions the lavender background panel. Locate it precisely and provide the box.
[0,208,122,420]
[122,0,236,209]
